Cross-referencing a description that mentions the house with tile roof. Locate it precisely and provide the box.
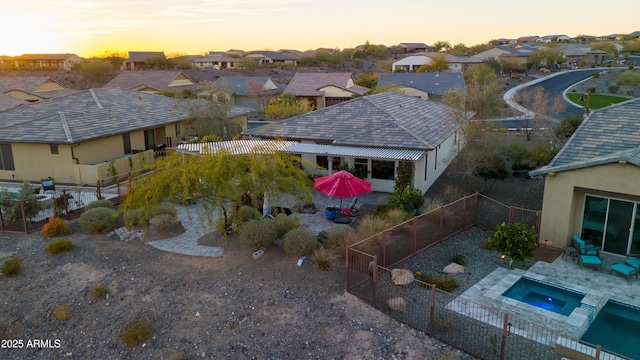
[0,76,75,110]
[284,72,369,109]
[192,54,237,70]
[0,88,254,185]
[397,43,434,53]
[246,51,297,66]
[529,99,640,254]
[391,53,483,73]
[121,51,166,70]
[11,54,83,71]
[560,44,607,66]
[473,45,539,69]
[212,76,284,111]
[103,71,200,93]
[377,73,465,101]
[243,92,462,193]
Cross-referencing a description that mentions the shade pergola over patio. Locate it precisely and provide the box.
[281,143,425,161]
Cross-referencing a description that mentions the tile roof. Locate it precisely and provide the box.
[0,88,253,144]
[398,43,431,48]
[15,54,79,60]
[103,71,199,91]
[530,99,640,175]
[0,94,28,112]
[194,54,237,63]
[248,51,295,61]
[0,76,66,93]
[378,73,465,96]
[127,51,165,62]
[212,76,281,96]
[285,73,369,97]
[244,92,458,151]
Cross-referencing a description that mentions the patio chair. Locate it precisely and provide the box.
[573,235,602,271]
[610,255,640,281]
[342,197,359,217]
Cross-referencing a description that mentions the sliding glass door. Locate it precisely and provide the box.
[581,195,638,256]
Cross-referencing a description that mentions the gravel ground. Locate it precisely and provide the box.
[0,149,545,360]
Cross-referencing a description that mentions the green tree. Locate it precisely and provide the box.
[555,114,584,142]
[416,54,449,73]
[0,182,42,223]
[144,54,172,69]
[486,222,538,263]
[97,51,126,69]
[79,61,115,83]
[263,93,314,120]
[178,87,239,141]
[432,41,451,52]
[449,43,468,56]
[445,63,503,119]
[120,149,312,234]
[236,57,260,70]
[473,155,508,190]
[388,161,424,214]
[533,44,564,68]
[376,58,395,72]
[168,54,193,69]
[590,41,618,58]
[482,58,502,74]
[623,39,640,54]
[355,73,378,90]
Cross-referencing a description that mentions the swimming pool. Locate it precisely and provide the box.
[502,277,586,316]
[581,300,640,359]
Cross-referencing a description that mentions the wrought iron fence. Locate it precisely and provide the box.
[346,193,629,360]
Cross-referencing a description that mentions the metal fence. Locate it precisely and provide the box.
[346,193,629,360]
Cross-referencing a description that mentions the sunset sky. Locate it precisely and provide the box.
[1,0,639,57]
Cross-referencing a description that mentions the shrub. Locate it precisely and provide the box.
[0,182,42,222]
[79,207,117,234]
[124,204,177,227]
[388,187,425,214]
[41,217,72,238]
[239,219,277,251]
[85,199,113,211]
[282,228,318,257]
[372,203,392,217]
[608,85,620,93]
[450,254,466,266]
[154,203,177,218]
[586,87,596,94]
[273,215,299,238]
[52,305,70,321]
[88,285,109,300]
[591,72,600,78]
[625,89,635,96]
[357,215,392,239]
[120,318,153,348]
[570,88,577,92]
[313,248,336,271]
[527,142,555,166]
[234,205,261,226]
[421,200,443,222]
[443,185,464,202]
[45,239,73,254]
[486,222,538,262]
[149,214,179,233]
[326,224,356,249]
[383,208,413,229]
[419,274,459,292]
[1,257,23,276]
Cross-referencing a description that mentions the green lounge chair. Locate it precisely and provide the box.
[611,255,640,281]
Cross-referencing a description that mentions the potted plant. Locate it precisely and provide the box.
[325,205,339,221]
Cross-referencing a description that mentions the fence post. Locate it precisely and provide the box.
[63,189,70,220]
[412,217,417,256]
[382,231,387,268]
[500,312,509,360]
[439,206,444,242]
[96,181,102,199]
[428,284,436,336]
[345,246,350,291]
[508,206,514,224]
[371,255,377,307]
[20,199,28,234]
[0,203,4,232]
[595,345,601,359]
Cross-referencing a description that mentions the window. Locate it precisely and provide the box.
[354,158,368,178]
[175,123,181,139]
[50,145,59,155]
[424,155,428,181]
[371,160,395,180]
[0,143,15,170]
[316,155,328,169]
[331,157,341,172]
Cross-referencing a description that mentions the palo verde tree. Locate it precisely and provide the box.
[120,148,312,235]
[416,54,450,73]
[176,86,240,141]
[263,93,314,120]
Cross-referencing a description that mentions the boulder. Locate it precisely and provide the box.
[387,297,406,312]
[442,262,465,275]
[391,268,414,285]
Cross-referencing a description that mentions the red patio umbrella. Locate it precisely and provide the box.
[313,170,372,208]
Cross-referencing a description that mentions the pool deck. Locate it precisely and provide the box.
[454,253,640,339]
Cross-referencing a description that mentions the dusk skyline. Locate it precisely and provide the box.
[1,0,639,57]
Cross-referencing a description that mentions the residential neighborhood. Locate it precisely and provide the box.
[2,23,640,360]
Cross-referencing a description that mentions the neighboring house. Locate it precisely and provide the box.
[0,76,74,109]
[530,99,640,255]
[243,92,462,193]
[11,54,83,71]
[212,76,283,111]
[103,71,200,93]
[246,51,297,66]
[377,72,465,101]
[284,72,369,109]
[493,38,517,45]
[0,94,27,112]
[121,51,165,70]
[518,36,541,43]
[0,88,254,185]
[278,49,305,60]
[391,53,483,73]
[473,46,539,68]
[0,55,14,68]
[397,43,433,53]
[539,35,572,43]
[192,54,237,70]
[596,34,619,42]
[560,44,607,65]
[573,35,597,43]
[225,49,246,57]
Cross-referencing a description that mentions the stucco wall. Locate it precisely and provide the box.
[0,143,76,184]
[538,163,640,249]
[320,86,356,98]
[397,86,429,100]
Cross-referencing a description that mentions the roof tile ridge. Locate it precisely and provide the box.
[89,89,103,109]
[366,95,435,149]
[58,112,74,143]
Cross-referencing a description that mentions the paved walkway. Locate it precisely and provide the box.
[147,192,391,258]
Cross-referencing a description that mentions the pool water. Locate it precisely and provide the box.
[581,300,640,359]
[502,277,585,316]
